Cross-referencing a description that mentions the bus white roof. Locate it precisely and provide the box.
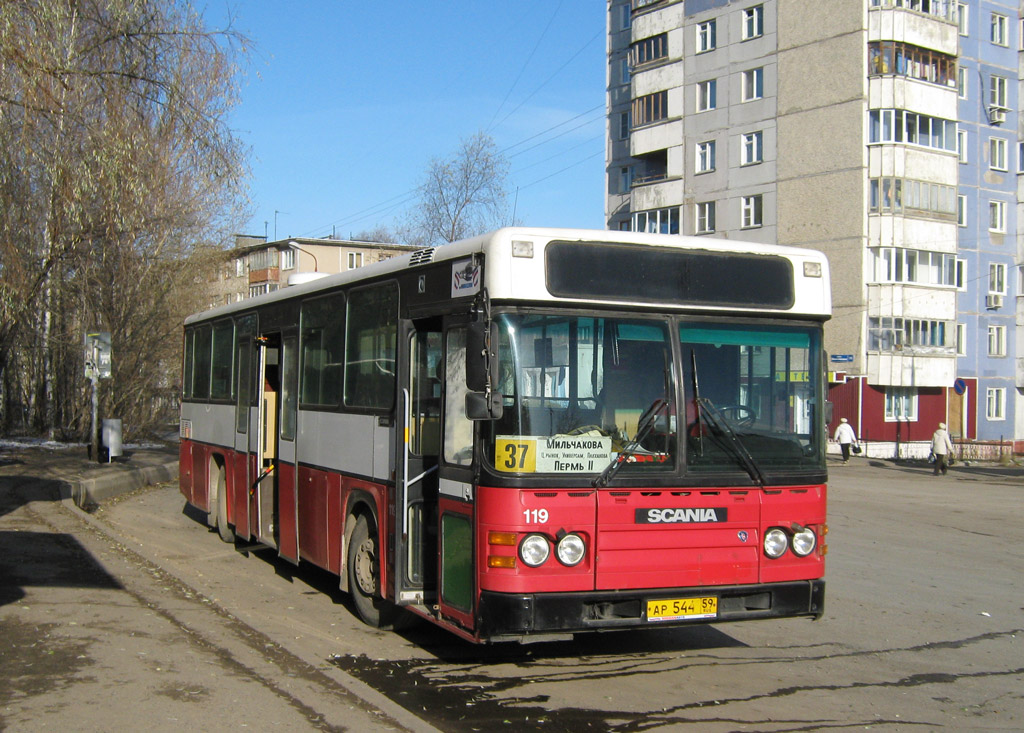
[186,227,830,324]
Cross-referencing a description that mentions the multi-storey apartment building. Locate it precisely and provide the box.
[606,0,1022,455]
[955,1,1019,445]
[204,236,421,309]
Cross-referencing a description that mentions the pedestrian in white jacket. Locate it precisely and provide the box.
[931,422,954,476]
[834,418,858,463]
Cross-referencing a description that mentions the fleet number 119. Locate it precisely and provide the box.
[524,509,549,523]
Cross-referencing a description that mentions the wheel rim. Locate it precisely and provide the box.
[354,537,376,595]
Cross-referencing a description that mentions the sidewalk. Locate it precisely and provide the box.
[0,440,178,508]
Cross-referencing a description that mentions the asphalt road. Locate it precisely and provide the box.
[2,456,1022,731]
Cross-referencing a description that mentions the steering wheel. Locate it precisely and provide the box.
[718,405,756,427]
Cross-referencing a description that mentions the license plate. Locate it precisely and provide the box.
[646,596,718,621]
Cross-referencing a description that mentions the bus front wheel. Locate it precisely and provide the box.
[348,514,394,628]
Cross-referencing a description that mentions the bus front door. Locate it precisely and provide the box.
[393,321,442,606]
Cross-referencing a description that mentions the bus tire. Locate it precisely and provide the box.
[348,513,394,628]
[211,463,234,543]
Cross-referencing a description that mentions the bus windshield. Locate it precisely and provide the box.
[484,313,824,479]
[488,313,676,477]
[682,323,823,473]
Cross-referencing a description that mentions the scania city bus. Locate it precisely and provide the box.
[179,228,830,643]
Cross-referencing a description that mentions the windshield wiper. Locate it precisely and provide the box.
[696,397,767,488]
[592,398,668,488]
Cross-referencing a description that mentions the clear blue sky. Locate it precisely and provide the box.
[206,1,607,242]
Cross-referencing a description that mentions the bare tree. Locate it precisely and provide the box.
[0,0,249,437]
[403,131,514,246]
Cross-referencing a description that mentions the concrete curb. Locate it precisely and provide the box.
[69,459,179,507]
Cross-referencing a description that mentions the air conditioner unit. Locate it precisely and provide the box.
[986,294,1004,310]
[987,105,1007,125]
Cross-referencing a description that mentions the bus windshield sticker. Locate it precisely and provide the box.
[452,259,481,298]
[495,435,612,473]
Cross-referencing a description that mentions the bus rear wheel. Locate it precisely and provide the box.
[210,464,234,543]
[348,514,394,628]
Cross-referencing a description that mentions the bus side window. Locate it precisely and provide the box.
[300,293,345,407]
[192,325,212,400]
[345,283,398,410]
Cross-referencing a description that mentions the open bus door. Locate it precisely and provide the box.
[393,317,478,634]
[251,333,280,549]
[393,319,442,606]
[433,321,479,632]
[232,315,256,540]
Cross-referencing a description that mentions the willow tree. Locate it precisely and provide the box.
[0,0,249,437]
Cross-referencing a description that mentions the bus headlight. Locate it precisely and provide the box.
[556,533,586,566]
[764,528,789,559]
[519,534,550,567]
[791,527,817,557]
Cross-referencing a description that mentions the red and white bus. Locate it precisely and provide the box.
[179,228,830,643]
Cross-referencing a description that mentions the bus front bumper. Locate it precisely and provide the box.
[477,580,825,641]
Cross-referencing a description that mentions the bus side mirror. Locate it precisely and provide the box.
[466,321,499,392]
[466,391,503,420]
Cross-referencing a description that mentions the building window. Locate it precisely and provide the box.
[869,177,956,220]
[957,129,967,163]
[742,67,764,101]
[989,263,1007,294]
[989,137,1008,171]
[631,33,668,68]
[957,196,966,227]
[989,75,1008,109]
[619,57,630,86]
[868,41,957,88]
[872,248,958,286]
[955,258,966,290]
[619,166,633,194]
[1018,265,1024,296]
[868,109,957,152]
[988,325,1007,357]
[695,141,716,173]
[632,90,668,127]
[740,131,763,165]
[619,112,630,140]
[869,317,951,351]
[632,207,679,234]
[281,248,295,270]
[695,201,716,234]
[1019,141,1024,172]
[986,387,1006,420]
[957,67,967,98]
[955,323,966,356]
[957,3,968,35]
[697,20,716,53]
[741,195,763,228]
[348,252,363,270]
[988,200,1006,232]
[870,0,954,20]
[884,387,918,422]
[235,258,245,277]
[697,79,717,112]
[990,13,1008,46]
[742,5,763,40]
